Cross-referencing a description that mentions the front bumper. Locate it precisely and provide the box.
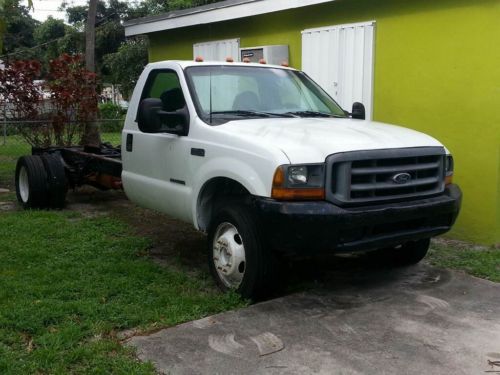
[254,184,462,255]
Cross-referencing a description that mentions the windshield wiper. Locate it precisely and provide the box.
[285,111,345,118]
[209,110,295,118]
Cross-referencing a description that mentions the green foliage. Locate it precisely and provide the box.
[103,37,149,100]
[133,0,224,15]
[98,102,125,132]
[33,16,65,44]
[428,241,500,282]
[99,102,125,119]
[32,16,67,64]
[96,20,125,78]
[1,0,39,55]
[63,0,129,26]
[0,1,4,53]
[0,209,244,373]
[61,0,130,82]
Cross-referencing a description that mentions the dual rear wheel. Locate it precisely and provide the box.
[15,154,67,209]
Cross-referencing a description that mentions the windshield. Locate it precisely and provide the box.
[184,65,347,125]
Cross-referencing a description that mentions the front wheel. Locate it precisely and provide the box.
[207,203,271,300]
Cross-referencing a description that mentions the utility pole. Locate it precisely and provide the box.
[83,0,101,148]
[85,0,97,73]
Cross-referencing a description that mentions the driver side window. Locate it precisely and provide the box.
[143,70,181,99]
[137,69,189,134]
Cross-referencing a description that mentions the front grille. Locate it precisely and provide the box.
[327,147,446,205]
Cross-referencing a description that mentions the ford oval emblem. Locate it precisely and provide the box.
[392,172,411,184]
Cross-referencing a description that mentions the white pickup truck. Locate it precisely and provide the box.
[121,60,461,298]
[15,60,461,299]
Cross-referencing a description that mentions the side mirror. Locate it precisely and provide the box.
[137,98,162,133]
[157,108,189,136]
[137,89,190,136]
[351,102,366,120]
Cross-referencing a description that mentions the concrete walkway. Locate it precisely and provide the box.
[127,264,500,374]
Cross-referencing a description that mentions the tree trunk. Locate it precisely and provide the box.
[82,0,101,148]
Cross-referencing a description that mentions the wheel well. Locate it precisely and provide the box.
[197,177,251,232]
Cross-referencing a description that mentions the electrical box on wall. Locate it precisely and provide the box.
[240,45,289,65]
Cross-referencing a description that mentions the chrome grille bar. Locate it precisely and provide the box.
[326,147,446,206]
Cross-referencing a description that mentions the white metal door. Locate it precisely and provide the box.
[302,21,375,119]
[193,38,240,62]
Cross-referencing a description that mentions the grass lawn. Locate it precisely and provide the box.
[428,240,500,282]
[0,206,244,374]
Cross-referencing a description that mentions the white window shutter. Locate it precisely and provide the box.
[193,39,240,62]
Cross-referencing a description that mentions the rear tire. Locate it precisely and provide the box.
[207,203,271,300]
[41,154,67,209]
[382,238,431,266]
[15,155,49,209]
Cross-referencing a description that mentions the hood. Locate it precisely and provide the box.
[216,117,444,164]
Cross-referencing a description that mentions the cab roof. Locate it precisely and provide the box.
[146,60,297,71]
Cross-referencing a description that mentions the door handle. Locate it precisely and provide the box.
[126,133,133,152]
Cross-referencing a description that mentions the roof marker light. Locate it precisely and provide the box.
[281,61,289,67]
[259,59,267,64]
[243,57,251,63]
[195,56,204,62]
[226,57,234,62]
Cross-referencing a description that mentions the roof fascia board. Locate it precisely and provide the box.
[125,0,336,37]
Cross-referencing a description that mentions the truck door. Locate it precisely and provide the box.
[121,69,192,222]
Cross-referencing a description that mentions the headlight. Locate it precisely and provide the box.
[445,155,454,176]
[445,154,454,185]
[272,164,325,200]
[288,166,308,184]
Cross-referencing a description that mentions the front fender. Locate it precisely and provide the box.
[191,157,270,229]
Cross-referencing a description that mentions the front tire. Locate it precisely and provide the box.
[207,203,271,300]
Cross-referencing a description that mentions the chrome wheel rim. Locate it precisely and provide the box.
[18,166,29,203]
[212,222,246,289]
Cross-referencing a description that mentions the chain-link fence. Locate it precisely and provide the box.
[0,119,123,190]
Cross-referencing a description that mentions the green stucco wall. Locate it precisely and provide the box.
[148,0,500,245]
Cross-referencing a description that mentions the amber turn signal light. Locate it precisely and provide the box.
[271,167,325,200]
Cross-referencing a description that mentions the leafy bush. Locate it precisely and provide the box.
[98,103,125,132]
[98,102,125,119]
[0,54,99,147]
[49,53,99,146]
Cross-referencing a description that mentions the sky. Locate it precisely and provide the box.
[21,0,89,22]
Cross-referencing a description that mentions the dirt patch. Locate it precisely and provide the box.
[66,187,208,273]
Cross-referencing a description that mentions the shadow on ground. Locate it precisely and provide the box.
[65,188,440,301]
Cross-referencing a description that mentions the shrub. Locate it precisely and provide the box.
[98,103,125,133]
[98,102,125,119]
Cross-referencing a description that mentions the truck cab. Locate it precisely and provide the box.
[121,60,461,299]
